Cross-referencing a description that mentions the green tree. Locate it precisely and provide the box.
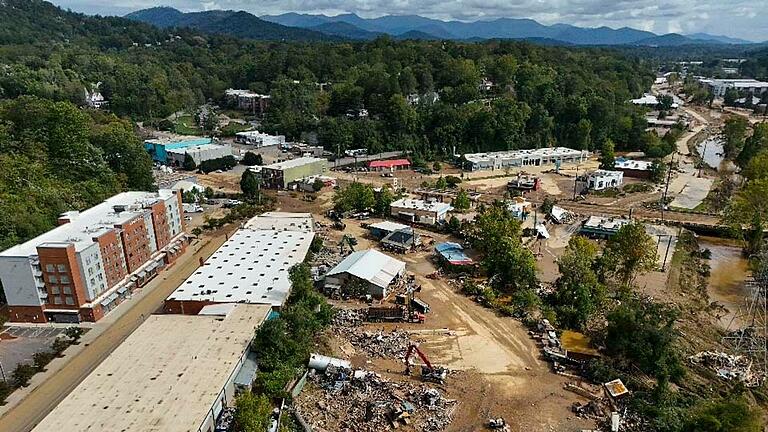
[90,120,155,191]
[374,186,394,216]
[432,161,442,172]
[64,327,84,343]
[723,116,749,159]
[333,182,375,213]
[684,398,762,432]
[453,189,471,211]
[435,176,448,189]
[599,139,616,170]
[234,393,272,432]
[650,160,667,183]
[12,363,37,388]
[33,351,55,370]
[549,237,604,330]
[603,222,658,287]
[240,169,260,199]
[182,152,196,171]
[241,151,262,166]
[724,179,768,254]
[51,338,70,356]
[605,298,683,380]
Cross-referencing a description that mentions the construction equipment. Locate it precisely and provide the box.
[367,307,425,323]
[326,210,346,230]
[338,234,357,255]
[487,418,510,431]
[404,343,448,384]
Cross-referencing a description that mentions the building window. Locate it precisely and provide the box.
[60,275,70,284]
[50,285,60,295]
[46,264,55,272]
[57,264,67,272]
[65,297,74,306]
[62,285,72,295]
[49,275,58,284]
[53,297,62,305]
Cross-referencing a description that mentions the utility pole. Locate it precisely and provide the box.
[573,165,580,200]
[661,153,674,222]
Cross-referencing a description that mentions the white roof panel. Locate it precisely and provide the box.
[327,249,406,289]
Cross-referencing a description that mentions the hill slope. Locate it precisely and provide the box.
[126,7,337,41]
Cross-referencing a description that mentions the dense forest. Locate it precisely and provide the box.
[0,0,658,248]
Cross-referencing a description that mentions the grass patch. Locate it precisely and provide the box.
[172,115,202,135]
[622,182,653,194]
[220,122,252,137]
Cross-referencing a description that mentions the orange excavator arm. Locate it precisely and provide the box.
[405,344,433,369]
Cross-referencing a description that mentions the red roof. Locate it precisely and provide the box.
[368,159,411,169]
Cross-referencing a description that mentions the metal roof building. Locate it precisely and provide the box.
[325,249,406,298]
[32,303,271,432]
[435,242,473,266]
[463,147,588,171]
[164,213,314,314]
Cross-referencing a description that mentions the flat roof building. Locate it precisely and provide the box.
[225,89,271,114]
[164,213,314,315]
[260,157,329,189]
[0,190,186,324]
[464,147,588,171]
[698,78,768,97]
[390,198,452,226]
[325,249,406,298]
[587,170,624,191]
[32,303,271,432]
[166,143,233,166]
[614,158,654,179]
[144,136,213,164]
[235,130,286,147]
[580,216,631,239]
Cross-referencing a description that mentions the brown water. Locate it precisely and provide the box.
[700,236,750,329]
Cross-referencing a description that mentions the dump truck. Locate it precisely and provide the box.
[366,306,425,323]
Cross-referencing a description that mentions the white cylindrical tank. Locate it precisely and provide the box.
[307,353,351,371]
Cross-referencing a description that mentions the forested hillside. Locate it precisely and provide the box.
[0,0,657,248]
[0,97,154,250]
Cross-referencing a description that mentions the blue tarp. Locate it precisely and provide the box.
[435,242,473,265]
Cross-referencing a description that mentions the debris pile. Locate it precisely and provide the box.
[347,330,415,358]
[296,365,458,432]
[333,308,366,327]
[689,351,765,387]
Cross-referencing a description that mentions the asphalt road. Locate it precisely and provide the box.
[0,233,229,432]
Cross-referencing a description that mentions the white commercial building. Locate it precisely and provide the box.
[164,213,314,314]
[464,147,589,171]
[166,143,233,166]
[390,198,453,225]
[32,303,271,432]
[235,130,286,147]
[325,249,406,298]
[698,78,768,97]
[587,170,624,190]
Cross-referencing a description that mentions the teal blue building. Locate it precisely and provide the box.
[144,137,213,163]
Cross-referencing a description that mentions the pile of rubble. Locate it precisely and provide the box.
[297,365,457,432]
[333,309,419,359]
[689,351,765,387]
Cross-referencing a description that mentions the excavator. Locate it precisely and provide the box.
[404,343,448,384]
[338,234,357,255]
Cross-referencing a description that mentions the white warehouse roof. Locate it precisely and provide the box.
[327,249,406,289]
[369,221,411,232]
[32,303,271,432]
[391,198,453,214]
[167,228,313,306]
[263,157,326,171]
[244,212,314,232]
[464,147,587,164]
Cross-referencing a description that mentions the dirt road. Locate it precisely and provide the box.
[0,232,230,432]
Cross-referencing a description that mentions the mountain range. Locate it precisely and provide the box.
[127,7,757,46]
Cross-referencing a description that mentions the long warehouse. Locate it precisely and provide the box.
[32,303,271,432]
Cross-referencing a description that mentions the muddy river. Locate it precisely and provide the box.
[700,236,749,329]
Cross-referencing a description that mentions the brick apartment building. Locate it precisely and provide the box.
[0,190,187,324]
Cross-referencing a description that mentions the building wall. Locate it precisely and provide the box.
[150,202,172,251]
[143,213,158,255]
[391,206,439,225]
[166,194,183,238]
[117,216,152,274]
[76,243,108,301]
[7,305,46,323]
[38,244,88,309]
[95,230,128,290]
[0,256,41,307]
[282,160,329,186]
[163,299,216,315]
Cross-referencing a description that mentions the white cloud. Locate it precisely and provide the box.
[51,0,768,41]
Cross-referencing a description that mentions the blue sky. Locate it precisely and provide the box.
[51,0,768,41]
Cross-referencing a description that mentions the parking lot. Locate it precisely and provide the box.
[0,327,72,377]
